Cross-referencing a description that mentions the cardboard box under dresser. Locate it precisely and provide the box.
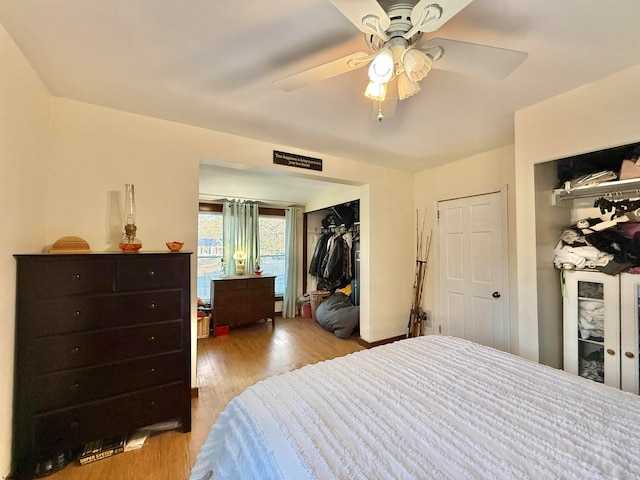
[13,252,192,478]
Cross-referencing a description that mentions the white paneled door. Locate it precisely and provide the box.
[437,192,509,351]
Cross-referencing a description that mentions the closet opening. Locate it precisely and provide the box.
[534,141,640,370]
[302,201,360,340]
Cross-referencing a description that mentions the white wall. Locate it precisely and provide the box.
[413,145,519,351]
[0,23,50,476]
[47,97,415,378]
[515,64,640,362]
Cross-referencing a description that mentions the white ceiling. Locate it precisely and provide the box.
[2,1,640,173]
[199,163,348,206]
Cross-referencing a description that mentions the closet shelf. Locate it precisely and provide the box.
[553,177,640,202]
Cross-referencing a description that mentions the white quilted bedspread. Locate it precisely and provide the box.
[190,336,640,479]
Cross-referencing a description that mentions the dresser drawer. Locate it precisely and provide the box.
[29,321,183,376]
[118,257,187,291]
[33,382,184,456]
[212,306,245,325]
[19,258,116,298]
[215,304,274,326]
[26,290,183,337]
[249,277,274,290]
[251,285,275,300]
[213,279,248,292]
[212,290,252,305]
[31,352,184,413]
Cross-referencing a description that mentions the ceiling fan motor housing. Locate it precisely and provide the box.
[366,2,425,51]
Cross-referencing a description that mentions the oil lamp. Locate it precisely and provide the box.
[119,184,142,252]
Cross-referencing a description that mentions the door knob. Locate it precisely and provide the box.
[492,292,501,298]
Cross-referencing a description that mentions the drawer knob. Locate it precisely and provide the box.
[149,401,156,408]
[74,311,81,317]
[147,270,155,277]
[149,302,156,310]
[607,348,616,356]
[148,336,156,343]
[149,368,155,374]
[70,347,80,355]
[625,351,635,359]
[70,383,79,391]
[69,421,79,429]
[73,273,81,281]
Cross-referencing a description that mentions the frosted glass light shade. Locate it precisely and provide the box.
[368,49,394,83]
[402,47,432,82]
[364,81,387,101]
[397,72,421,99]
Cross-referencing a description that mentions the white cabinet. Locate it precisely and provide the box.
[620,274,640,393]
[563,270,640,393]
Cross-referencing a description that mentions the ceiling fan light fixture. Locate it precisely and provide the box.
[402,47,432,82]
[368,48,394,83]
[364,80,387,101]
[397,72,421,100]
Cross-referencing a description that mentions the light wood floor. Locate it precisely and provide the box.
[45,317,363,480]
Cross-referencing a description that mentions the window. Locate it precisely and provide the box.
[197,206,223,301]
[258,214,286,295]
[197,204,287,301]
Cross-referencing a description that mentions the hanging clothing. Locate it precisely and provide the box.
[309,208,358,291]
[309,233,331,276]
[323,234,345,282]
[309,229,353,287]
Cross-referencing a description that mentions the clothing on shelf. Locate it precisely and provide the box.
[553,208,640,274]
[577,300,605,340]
[554,243,613,270]
[579,349,605,383]
[579,357,604,383]
[553,227,615,271]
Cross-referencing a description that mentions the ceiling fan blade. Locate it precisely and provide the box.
[371,80,397,121]
[273,52,371,92]
[329,0,390,35]
[410,0,473,33]
[422,38,528,81]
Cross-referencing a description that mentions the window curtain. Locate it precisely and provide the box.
[282,207,298,318]
[222,200,260,276]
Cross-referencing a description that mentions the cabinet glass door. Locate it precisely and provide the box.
[576,280,606,383]
[564,271,620,389]
[620,274,640,394]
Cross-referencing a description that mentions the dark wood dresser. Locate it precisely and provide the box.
[13,252,191,477]
[211,275,275,332]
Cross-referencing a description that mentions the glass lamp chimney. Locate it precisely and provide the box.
[125,184,136,225]
[119,184,142,252]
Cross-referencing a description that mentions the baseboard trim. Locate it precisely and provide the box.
[191,387,199,398]
[358,334,405,349]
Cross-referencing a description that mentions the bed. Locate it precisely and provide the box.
[190,335,640,479]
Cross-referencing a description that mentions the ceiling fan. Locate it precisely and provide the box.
[273,0,527,121]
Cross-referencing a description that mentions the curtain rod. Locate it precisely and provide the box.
[199,193,303,208]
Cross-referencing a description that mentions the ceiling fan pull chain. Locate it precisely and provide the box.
[377,100,384,122]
